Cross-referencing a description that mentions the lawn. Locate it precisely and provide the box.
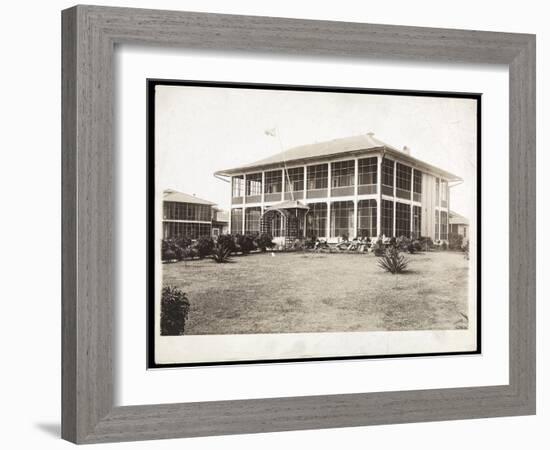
[162,251,470,335]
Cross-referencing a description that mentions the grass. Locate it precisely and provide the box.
[162,251,470,335]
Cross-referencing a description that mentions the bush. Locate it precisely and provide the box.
[160,286,190,335]
[449,233,464,251]
[255,233,275,252]
[236,234,256,254]
[372,238,386,256]
[304,236,317,249]
[194,236,214,258]
[396,235,411,252]
[217,234,236,253]
[441,241,448,251]
[418,236,434,252]
[378,246,409,274]
[162,248,177,262]
[212,242,232,263]
[162,237,192,261]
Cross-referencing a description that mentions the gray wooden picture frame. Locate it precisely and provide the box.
[61,5,536,444]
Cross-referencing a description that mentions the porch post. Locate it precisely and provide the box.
[392,160,396,237]
[410,168,414,237]
[228,176,232,234]
[281,168,285,201]
[303,166,308,238]
[353,158,358,239]
[326,161,332,239]
[242,174,246,234]
[261,171,265,205]
[377,155,382,237]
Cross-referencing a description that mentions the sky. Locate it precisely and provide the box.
[156,85,477,221]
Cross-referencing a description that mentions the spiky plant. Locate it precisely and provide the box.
[212,243,232,263]
[377,246,409,274]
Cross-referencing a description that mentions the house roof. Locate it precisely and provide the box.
[214,133,462,181]
[449,210,469,225]
[163,189,216,206]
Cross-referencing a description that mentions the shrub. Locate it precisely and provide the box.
[160,286,190,335]
[419,236,434,252]
[217,234,236,253]
[304,236,317,249]
[378,246,409,274]
[449,233,464,251]
[162,237,193,261]
[396,235,411,252]
[174,236,191,249]
[236,234,256,254]
[162,248,177,262]
[372,238,386,257]
[212,242,232,263]
[255,233,275,252]
[194,236,214,258]
[441,241,448,251]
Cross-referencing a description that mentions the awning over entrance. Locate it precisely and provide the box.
[264,200,309,211]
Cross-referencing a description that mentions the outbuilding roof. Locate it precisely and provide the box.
[163,189,216,206]
[214,132,462,181]
[449,211,469,225]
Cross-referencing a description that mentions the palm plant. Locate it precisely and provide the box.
[212,242,232,263]
[378,246,409,274]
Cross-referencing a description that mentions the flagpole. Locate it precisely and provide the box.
[265,126,294,202]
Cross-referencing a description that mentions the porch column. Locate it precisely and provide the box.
[377,155,382,237]
[353,158,359,239]
[242,174,246,234]
[280,168,285,201]
[228,176,232,234]
[392,160,396,237]
[410,168,415,237]
[261,171,265,205]
[303,166,308,237]
[326,161,332,239]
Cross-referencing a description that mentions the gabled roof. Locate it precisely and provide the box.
[163,189,216,206]
[214,133,462,181]
[449,210,469,225]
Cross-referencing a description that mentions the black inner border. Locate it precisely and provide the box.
[146,79,482,369]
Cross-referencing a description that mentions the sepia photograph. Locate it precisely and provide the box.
[148,80,480,367]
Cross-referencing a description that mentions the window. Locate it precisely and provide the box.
[285,167,304,192]
[231,208,243,234]
[440,211,448,240]
[357,199,377,238]
[163,202,211,221]
[434,210,440,240]
[267,211,283,237]
[412,205,422,238]
[395,202,411,238]
[264,170,282,194]
[358,157,377,185]
[396,163,412,199]
[413,170,422,202]
[331,160,355,188]
[381,199,393,237]
[441,180,448,207]
[246,173,262,196]
[382,158,394,196]
[330,201,354,238]
[307,164,328,190]
[306,202,327,238]
[245,207,261,234]
[232,175,244,198]
[162,222,211,239]
[435,178,440,206]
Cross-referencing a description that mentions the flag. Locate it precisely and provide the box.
[264,128,277,137]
